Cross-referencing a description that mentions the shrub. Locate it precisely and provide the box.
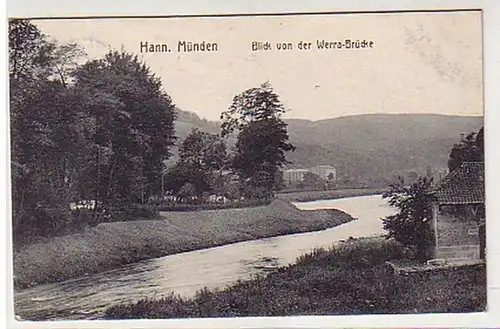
[103,238,485,319]
[382,176,435,261]
[12,207,73,245]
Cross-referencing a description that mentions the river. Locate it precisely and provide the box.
[14,194,396,321]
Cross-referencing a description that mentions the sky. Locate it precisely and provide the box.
[34,11,483,121]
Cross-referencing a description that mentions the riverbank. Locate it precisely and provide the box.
[13,199,354,289]
[104,238,486,318]
[277,188,385,203]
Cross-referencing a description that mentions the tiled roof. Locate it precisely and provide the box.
[433,162,484,205]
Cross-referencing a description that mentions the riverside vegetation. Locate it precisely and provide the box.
[104,238,486,318]
[12,20,357,289]
[13,199,354,288]
[9,20,298,247]
[11,19,486,318]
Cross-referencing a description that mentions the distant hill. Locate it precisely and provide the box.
[172,110,483,185]
[165,109,223,166]
[174,109,221,138]
[284,114,483,186]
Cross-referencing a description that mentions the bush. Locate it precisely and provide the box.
[119,204,160,221]
[12,207,73,245]
[12,203,161,247]
[103,238,485,318]
[382,176,435,261]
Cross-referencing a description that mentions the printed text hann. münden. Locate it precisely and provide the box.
[140,41,219,53]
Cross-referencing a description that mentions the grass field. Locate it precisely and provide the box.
[13,199,354,288]
[277,188,385,203]
[104,238,486,318]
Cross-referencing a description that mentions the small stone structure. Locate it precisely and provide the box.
[430,162,485,260]
[386,259,484,276]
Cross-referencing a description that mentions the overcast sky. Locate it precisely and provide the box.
[34,11,483,121]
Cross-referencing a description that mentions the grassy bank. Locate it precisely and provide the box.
[277,188,386,203]
[153,199,269,212]
[104,238,486,318]
[13,200,354,289]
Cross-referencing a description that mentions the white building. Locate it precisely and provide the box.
[283,165,337,184]
[310,165,337,181]
[283,169,309,183]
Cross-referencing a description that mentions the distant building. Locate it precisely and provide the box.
[282,165,337,184]
[310,165,337,181]
[283,169,309,183]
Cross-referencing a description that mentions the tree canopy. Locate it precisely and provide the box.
[9,20,177,242]
[221,82,295,199]
[447,127,484,171]
[382,176,435,260]
[73,51,177,207]
[164,129,227,200]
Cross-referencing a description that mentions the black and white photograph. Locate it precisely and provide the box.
[7,7,491,325]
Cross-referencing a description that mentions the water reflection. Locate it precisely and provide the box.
[14,194,395,321]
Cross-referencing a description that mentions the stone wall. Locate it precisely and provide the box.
[434,204,480,260]
[436,245,480,259]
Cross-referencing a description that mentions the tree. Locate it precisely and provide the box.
[476,127,484,155]
[73,50,177,213]
[165,129,227,200]
[179,129,226,174]
[303,172,324,189]
[9,19,53,81]
[447,127,484,172]
[382,176,435,261]
[9,22,178,241]
[9,20,91,240]
[221,82,295,199]
[177,183,197,203]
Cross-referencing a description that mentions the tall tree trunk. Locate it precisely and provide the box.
[91,146,100,224]
[104,153,120,204]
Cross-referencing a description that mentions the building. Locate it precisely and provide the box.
[282,165,338,184]
[430,162,485,261]
[310,165,337,181]
[283,169,309,183]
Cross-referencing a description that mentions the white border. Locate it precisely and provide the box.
[4,0,500,328]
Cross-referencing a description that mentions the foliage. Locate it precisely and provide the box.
[221,82,295,199]
[381,127,485,262]
[302,172,325,189]
[164,129,227,200]
[8,19,53,81]
[9,20,92,242]
[382,176,435,261]
[103,238,485,319]
[14,200,354,290]
[447,127,484,172]
[9,20,177,243]
[220,81,287,136]
[73,51,176,208]
[177,183,197,203]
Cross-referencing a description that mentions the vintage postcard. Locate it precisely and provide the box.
[7,7,493,328]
